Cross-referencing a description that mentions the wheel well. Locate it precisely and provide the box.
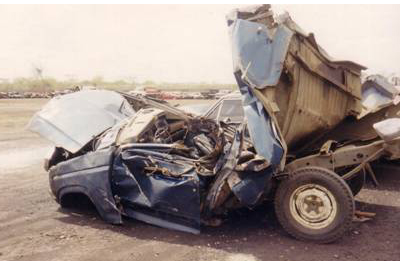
[60,192,96,211]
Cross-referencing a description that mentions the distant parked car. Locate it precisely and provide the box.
[202,92,243,123]
[181,92,244,124]
[8,92,23,99]
[191,92,204,99]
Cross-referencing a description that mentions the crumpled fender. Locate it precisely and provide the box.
[49,147,122,224]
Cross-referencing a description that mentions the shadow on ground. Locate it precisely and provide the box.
[56,195,400,261]
[54,167,400,260]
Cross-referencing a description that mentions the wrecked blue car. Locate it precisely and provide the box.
[29,5,400,244]
[29,89,277,235]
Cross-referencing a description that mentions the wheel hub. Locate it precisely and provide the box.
[290,184,337,229]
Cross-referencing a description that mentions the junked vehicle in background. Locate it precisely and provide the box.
[180,91,243,124]
[29,4,400,244]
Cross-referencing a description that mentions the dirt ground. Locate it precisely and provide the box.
[1,98,400,261]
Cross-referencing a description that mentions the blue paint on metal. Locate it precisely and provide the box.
[235,72,284,166]
[28,90,135,153]
[231,19,293,89]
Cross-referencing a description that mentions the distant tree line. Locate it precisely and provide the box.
[0,76,236,92]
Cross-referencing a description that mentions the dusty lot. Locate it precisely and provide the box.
[1,98,400,261]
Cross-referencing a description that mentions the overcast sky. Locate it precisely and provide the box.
[0,4,399,83]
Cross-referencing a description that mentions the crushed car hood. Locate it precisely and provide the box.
[227,5,287,169]
[28,90,135,153]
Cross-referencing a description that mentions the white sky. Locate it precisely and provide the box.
[0,4,399,83]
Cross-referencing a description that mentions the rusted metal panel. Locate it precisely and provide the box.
[280,31,364,151]
[259,61,361,151]
[230,4,366,152]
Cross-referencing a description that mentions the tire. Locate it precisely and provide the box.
[274,167,354,243]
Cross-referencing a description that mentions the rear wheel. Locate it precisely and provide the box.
[274,167,354,243]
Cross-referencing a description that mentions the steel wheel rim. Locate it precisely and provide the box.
[289,184,337,229]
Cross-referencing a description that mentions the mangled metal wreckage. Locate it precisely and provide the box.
[29,5,400,243]
[29,89,276,234]
[226,4,400,242]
